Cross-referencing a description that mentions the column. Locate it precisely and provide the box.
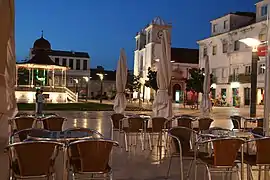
[250,51,258,117]
[52,69,55,88]
[15,66,17,86]
[61,70,63,87]
[64,70,67,87]
[31,68,34,87]
[28,69,31,86]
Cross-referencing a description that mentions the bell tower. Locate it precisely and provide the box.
[145,17,172,69]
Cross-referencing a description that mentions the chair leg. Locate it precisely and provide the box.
[124,133,128,152]
[166,155,173,179]
[148,133,152,151]
[140,131,144,150]
[186,160,194,180]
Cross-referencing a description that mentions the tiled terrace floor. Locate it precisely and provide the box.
[0,107,268,179]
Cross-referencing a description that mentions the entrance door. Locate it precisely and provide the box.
[173,84,183,103]
[232,88,239,106]
[244,88,250,105]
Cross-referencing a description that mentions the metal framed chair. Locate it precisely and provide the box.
[146,117,168,149]
[110,113,125,142]
[195,137,245,180]
[9,116,36,133]
[9,128,51,144]
[67,139,118,180]
[42,116,66,131]
[5,141,63,180]
[244,137,270,180]
[120,116,145,151]
[166,126,209,180]
[230,115,242,129]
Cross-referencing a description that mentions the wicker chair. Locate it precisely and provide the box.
[67,139,118,179]
[230,115,242,129]
[6,141,63,180]
[42,116,66,131]
[111,113,125,142]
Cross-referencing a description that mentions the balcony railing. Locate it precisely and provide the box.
[228,73,251,83]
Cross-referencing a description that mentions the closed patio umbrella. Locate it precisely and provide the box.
[200,55,211,117]
[152,30,172,118]
[113,49,128,114]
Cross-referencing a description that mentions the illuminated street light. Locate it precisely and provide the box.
[240,37,261,117]
[83,76,90,101]
[96,73,107,103]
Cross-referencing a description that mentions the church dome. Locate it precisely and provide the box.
[33,34,51,50]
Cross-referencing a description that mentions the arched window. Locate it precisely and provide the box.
[147,31,151,43]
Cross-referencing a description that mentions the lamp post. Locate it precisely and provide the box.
[239,38,261,117]
[97,73,107,103]
[83,76,89,101]
[73,78,79,94]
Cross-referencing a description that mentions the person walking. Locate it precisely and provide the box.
[35,89,40,114]
[37,89,44,115]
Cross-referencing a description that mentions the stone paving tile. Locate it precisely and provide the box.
[0,108,269,180]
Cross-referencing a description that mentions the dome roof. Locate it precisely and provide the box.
[33,35,51,50]
[151,17,167,26]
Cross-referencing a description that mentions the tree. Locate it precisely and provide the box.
[186,68,214,93]
[145,67,158,92]
[126,72,141,96]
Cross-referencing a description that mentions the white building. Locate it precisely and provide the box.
[134,17,199,103]
[197,0,269,106]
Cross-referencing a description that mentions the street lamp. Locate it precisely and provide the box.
[83,76,89,101]
[73,78,79,93]
[97,73,107,103]
[239,38,262,117]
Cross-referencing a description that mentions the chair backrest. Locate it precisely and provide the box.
[151,117,167,132]
[12,128,51,142]
[68,140,118,172]
[14,117,36,131]
[255,137,270,164]
[43,116,65,131]
[169,127,196,154]
[177,117,193,129]
[198,117,214,131]
[111,113,125,129]
[127,117,144,132]
[63,127,104,138]
[251,127,264,138]
[212,138,245,166]
[8,141,62,177]
[257,118,264,128]
[230,115,242,129]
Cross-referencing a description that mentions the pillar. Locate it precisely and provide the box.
[250,51,258,117]
[52,69,55,88]
[31,68,34,87]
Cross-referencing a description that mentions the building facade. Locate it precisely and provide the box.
[133,17,199,102]
[30,34,90,96]
[197,0,269,106]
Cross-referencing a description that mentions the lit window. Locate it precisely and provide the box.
[259,64,266,74]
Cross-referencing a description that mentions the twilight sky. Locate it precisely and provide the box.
[15,0,256,70]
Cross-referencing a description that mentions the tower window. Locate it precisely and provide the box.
[83,60,88,70]
[261,5,268,16]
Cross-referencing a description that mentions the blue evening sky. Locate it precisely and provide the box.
[15,0,256,70]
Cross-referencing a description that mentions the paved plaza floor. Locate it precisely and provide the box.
[0,107,268,179]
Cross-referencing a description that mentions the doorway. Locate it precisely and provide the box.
[173,84,183,103]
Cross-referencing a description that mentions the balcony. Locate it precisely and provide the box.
[229,73,251,84]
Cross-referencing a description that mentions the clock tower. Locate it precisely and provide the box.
[133,17,172,100]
